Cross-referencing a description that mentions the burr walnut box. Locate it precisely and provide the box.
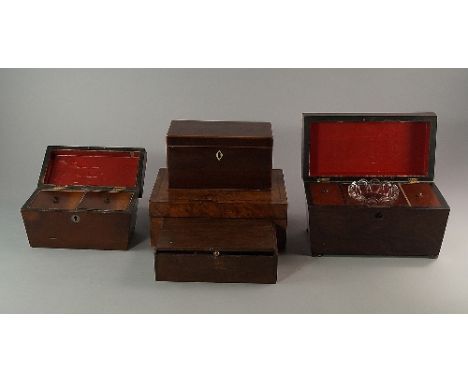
[167,120,273,189]
[149,168,288,250]
[21,146,147,250]
[302,113,449,258]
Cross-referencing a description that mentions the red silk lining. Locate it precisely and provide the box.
[309,121,431,177]
[44,149,140,188]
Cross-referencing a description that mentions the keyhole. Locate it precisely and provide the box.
[104,196,110,204]
[71,214,80,223]
[374,212,384,219]
[52,196,59,204]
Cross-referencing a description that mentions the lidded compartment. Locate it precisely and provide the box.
[301,113,450,258]
[167,120,273,189]
[21,146,147,250]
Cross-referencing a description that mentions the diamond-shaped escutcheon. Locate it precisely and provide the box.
[215,150,223,161]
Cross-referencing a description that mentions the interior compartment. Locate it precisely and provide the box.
[309,182,443,208]
[43,149,141,188]
[309,121,431,177]
[78,191,134,211]
[400,183,442,208]
[29,190,85,209]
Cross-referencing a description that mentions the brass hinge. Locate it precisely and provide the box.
[408,178,419,184]
[317,178,330,183]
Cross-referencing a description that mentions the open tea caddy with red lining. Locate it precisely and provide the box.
[21,146,146,250]
[302,113,449,258]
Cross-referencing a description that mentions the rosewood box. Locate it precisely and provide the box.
[21,146,147,250]
[167,120,273,189]
[302,113,449,258]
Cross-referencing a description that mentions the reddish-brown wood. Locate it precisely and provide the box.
[149,168,288,249]
[167,120,273,189]
[21,146,146,250]
[303,113,449,258]
[155,218,278,283]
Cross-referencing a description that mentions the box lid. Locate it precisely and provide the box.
[167,120,273,147]
[302,113,437,182]
[38,146,147,197]
[156,218,277,253]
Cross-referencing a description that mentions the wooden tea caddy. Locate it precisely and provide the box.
[21,146,147,250]
[302,113,449,258]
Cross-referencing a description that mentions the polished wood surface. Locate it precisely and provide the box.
[306,182,449,258]
[167,120,272,189]
[149,169,288,249]
[155,218,278,283]
[21,146,146,250]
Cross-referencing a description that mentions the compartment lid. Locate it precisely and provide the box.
[156,218,277,254]
[38,146,147,197]
[167,120,273,147]
[302,113,437,182]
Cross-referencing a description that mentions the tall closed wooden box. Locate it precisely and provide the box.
[21,146,147,250]
[167,120,273,189]
[302,113,449,258]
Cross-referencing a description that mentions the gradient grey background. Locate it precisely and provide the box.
[0,69,466,313]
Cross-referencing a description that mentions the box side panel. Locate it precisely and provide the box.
[167,146,272,189]
[155,253,278,284]
[21,209,133,250]
[308,206,449,258]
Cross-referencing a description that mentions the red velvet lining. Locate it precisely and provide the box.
[309,121,431,177]
[43,149,140,188]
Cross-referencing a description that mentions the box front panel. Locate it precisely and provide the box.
[308,206,449,257]
[155,252,278,283]
[168,146,272,188]
[22,209,134,250]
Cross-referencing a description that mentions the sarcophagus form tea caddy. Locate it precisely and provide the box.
[21,146,147,250]
[302,113,449,258]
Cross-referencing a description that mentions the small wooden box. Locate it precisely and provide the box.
[155,218,278,283]
[302,113,450,258]
[21,146,147,250]
[167,120,273,189]
[149,168,288,250]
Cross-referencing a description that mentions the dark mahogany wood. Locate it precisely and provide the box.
[155,218,278,283]
[302,113,449,258]
[21,146,146,250]
[149,168,288,250]
[167,120,273,189]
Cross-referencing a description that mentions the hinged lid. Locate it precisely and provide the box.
[302,113,437,182]
[167,120,273,147]
[38,146,147,197]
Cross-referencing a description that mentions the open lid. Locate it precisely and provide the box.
[302,113,437,182]
[167,120,273,147]
[38,146,147,197]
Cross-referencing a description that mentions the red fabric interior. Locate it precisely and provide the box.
[309,121,431,177]
[43,149,140,187]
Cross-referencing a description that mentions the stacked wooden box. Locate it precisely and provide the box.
[149,120,288,283]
